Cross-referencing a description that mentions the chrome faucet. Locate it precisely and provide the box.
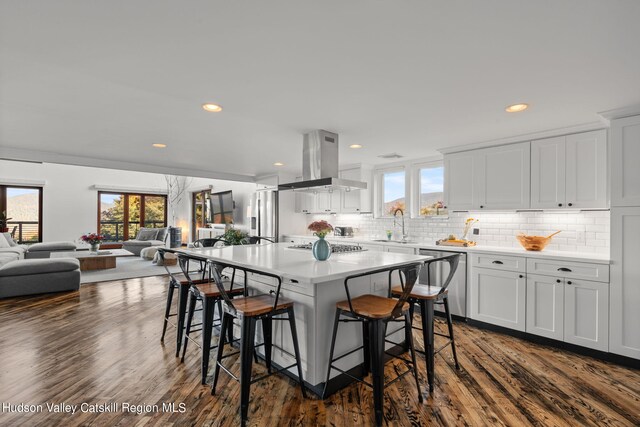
[393,208,408,242]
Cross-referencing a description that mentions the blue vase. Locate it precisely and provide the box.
[312,236,332,261]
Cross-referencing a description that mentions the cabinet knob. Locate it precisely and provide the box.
[568,203,573,207]
[556,279,561,283]
[443,205,447,209]
[480,205,484,209]
[558,203,563,207]
[519,274,524,278]
[567,281,573,285]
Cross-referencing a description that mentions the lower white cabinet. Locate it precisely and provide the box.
[563,279,609,352]
[526,274,564,340]
[470,267,526,331]
[384,246,416,254]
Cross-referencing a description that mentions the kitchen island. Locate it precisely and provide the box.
[177,242,428,395]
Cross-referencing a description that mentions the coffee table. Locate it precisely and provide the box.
[51,249,135,271]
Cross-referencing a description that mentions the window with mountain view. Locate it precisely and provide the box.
[98,192,167,242]
[381,169,406,216]
[418,164,447,217]
[0,186,42,243]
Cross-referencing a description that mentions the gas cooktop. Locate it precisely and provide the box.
[287,243,367,253]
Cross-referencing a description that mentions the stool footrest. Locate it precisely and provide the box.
[328,365,373,388]
[330,345,365,364]
[250,363,299,385]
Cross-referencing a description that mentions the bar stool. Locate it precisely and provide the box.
[177,253,245,384]
[158,248,209,356]
[323,263,423,427]
[390,253,461,393]
[209,260,306,426]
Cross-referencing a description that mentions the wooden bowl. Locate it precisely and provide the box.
[516,234,554,251]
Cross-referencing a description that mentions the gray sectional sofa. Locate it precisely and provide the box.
[122,227,168,256]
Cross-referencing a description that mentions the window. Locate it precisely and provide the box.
[416,163,447,217]
[378,168,406,216]
[0,185,43,243]
[191,190,211,238]
[98,192,167,242]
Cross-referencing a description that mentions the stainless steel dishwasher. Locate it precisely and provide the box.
[418,249,467,318]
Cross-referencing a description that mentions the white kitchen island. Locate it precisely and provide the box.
[177,243,428,395]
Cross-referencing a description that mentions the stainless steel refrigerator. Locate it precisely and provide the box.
[249,190,279,242]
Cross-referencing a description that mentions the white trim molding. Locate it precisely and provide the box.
[92,185,168,195]
[0,178,47,187]
[598,104,640,121]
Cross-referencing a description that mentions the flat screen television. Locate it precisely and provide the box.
[209,190,234,224]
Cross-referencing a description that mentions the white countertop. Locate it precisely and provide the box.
[282,235,611,264]
[176,243,429,284]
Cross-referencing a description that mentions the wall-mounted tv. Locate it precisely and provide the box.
[209,190,234,224]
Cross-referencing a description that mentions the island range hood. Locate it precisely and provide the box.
[278,130,367,192]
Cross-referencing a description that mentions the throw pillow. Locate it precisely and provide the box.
[0,234,10,249]
[136,228,158,241]
[1,232,17,247]
[156,227,168,242]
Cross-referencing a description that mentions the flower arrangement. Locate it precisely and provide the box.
[80,233,105,245]
[462,218,479,240]
[222,228,249,245]
[308,220,333,238]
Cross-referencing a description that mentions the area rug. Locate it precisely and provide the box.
[80,257,182,284]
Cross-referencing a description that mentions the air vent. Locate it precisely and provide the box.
[377,153,404,159]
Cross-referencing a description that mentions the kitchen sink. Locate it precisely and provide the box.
[371,239,416,244]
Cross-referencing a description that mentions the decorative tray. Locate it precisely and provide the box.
[436,239,477,247]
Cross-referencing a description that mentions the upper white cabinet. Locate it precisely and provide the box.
[293,177,316,214]
[444,142,530,210]
[444,151,476,210]
[532,130,607,209]
[611,115,640,206]
[340,166,373,213]
[315,190,341,214]
[610,207,640,359]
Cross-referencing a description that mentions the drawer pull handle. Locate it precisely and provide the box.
[290,279,299,284]
[557,267,572,272]
[492,260,504,265]
[519,274,524,278]
[556,279,562,283]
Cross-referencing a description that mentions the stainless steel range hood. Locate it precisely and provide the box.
[278,130,367,192]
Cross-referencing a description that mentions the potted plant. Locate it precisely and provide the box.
[0,211,12,233]
[222,228,249,246]
[81,233,105,253]
[308,220,334,261]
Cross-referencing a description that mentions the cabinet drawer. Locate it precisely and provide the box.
[526,259,609,283]
[471,253,526,272]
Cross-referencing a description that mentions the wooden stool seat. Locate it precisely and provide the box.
[194,282,244,297]
[231,294,294,317]
[391,284,447,300]
[179,278,209,286]
[336,294,410,319]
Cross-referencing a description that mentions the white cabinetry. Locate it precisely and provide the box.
[340,166,373,213]
[611,116,640,206]
[563,278,609,352]
[526,274,564,340]
[610,207,640,359]
[293,177,316,214]
[315,191,340,214]
[384,246,416,254]
[444,142,530,210]
[470,264,526,331]
[531,130,607,209]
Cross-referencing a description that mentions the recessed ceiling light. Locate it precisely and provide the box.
[202,103,223,112]
[349,144,363,149]
[273,162,284,166]
[152,143,167,148]
[505,103,529,113]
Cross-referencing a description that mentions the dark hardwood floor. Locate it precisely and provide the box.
[0,276,638,426]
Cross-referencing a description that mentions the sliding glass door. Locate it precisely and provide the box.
[0,186,43,243]
[98,192,167,242]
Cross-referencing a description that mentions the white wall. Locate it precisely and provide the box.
[0,160,256,243]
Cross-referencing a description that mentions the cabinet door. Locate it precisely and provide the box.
[610,207,640,359]
[564,279,609,351]
[384,246,416,254]
[293,177,316,213]
[315,192,335,213]
[475,142,531,210]
[341,168,365,213]
[444,151,476,210]
[565,129,607,209]
[470,267,526,331]
[531,136,566,209]
[611,116,640,206]
[526,274,564,340]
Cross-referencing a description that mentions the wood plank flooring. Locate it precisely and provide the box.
[0,276,638,426]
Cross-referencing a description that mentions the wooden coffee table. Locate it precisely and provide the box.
[51,249,135,271]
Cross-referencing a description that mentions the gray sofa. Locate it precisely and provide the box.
[0,258,81,298]
[24,241,78,259]
[122,227,168,256]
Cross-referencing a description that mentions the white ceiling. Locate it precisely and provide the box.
[1,1,639,180]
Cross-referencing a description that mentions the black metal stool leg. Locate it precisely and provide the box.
[362,320,371,376]
[239,316,257,425]
[262,316,273,373]
[369,319,386,427]
[161,283,175,342]
[176,283,190,357]
[201,296,215,385]
[420,299,435,393]
[287,306,307,398]
[405,311,423,403]
[322,309,342,398]
[181,291,198,362]
[211,312,229,396]
[443,297,460,370]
